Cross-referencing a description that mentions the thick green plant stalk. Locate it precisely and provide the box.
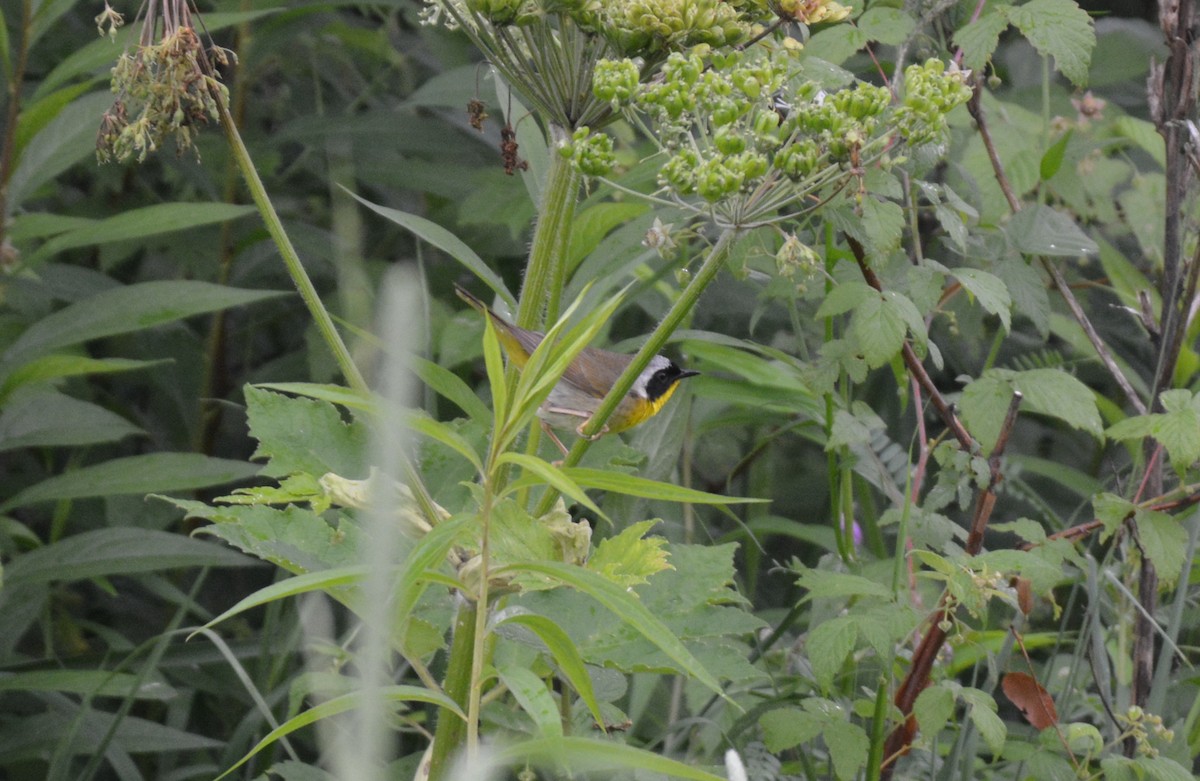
[515,125,580,331]
[534,227,740,516]
[207,78,368,397]
[427,603,477,781]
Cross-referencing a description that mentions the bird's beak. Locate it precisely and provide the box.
[678,370,701,380]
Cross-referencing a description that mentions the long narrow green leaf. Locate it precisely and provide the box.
[0,670,175,701]
[2,281,288,368]
[410,355,492,423]
[562,468,768,505]
[200,566,370,632]
[349,193,514,307]
[496,735,727,780]
[483,316,509,443]
[392,516,473,633]
[497,665,563,739]
[493,561,731,705]
[1,453,258,511]
[3,528,255,585]
[403,411,484,475]
[23,203,258,267]
[0,355,164,402]
[254,382,376,414]
[496,452,605,520]
[215,687,465,780]
[496,612,606,730]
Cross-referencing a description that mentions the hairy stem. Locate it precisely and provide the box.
[533,226,740,516]
[427,602,477,781]
[203,63,368,396]
[516,124,580,330]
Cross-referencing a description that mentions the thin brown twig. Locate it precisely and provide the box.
[880,390,1021,777]
[847,237,975,451]
[967,83,1148,416]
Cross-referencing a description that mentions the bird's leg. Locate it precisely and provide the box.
[576,420,609,442]
[541,421,571,460]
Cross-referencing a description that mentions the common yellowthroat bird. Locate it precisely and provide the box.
[455,285,699,453]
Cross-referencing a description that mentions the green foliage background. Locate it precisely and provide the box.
[1,0,1199,780]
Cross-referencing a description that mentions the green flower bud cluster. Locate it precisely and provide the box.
[559,126,616,176]
[625,49,787,201]
[592,58,641,108]
[584,0,753,57]
[466,0,538,25]
[893,59,972,145]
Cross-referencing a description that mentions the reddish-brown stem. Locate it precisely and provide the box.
[967,83,1148,416]
[847,238,975,451]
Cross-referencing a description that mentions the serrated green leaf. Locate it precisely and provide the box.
[815,281,874,319]
[177,500,363,574]
[1135,509,1188,586]
[519,544,765,686]
[804,24,869,65]
[823,720,869,781]
[1027,752,1076,781]
[2,453,257,511]
[807,616,857,692]
[760,707,823,752]
[914,684,956,735]
[2,528,254,586]
[856,7,915,45]
[254,382,376,414]
[859,197,905,256]
[851,293,907,368]
[962,367,1101,453]
[495,612,605,730]
[586,520,671,588]
[245,386,368,479]
[992,518,1047,544]
[1151,394,1200,475]
[826,406,886,450]
[497,560,731,702]
[1006,0,1096,87]
[994,254,1051,338]
[794,565,892,601]
[960,688,1005,755]
[952,268,1012,332]
[953,10,1011,72]
[1007,204,1098,257]
[1141,756,1195,781]
[1093,492,1135,540]
[1,282,288,369]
